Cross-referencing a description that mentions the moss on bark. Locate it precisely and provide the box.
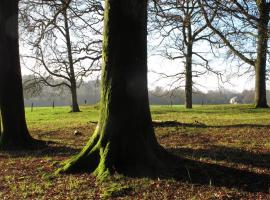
[57,0,172,179]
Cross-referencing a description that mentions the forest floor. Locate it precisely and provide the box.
[0,105,270,199]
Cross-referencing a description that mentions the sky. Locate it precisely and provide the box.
[21,52,256,93]
[147,55,255,93]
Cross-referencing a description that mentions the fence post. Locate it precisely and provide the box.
[31,103,34,112]
[52,101,55,109]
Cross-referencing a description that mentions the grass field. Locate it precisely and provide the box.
[25,104,270,129]
[1,104,270,199]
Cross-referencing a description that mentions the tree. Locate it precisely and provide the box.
[151,0,216,109]
[0,0,37,150]
[20,0,102,112]
[58,0,169,178]
[200,0,270,108]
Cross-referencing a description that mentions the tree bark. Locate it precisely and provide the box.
[58,0,169,178]
[255,3,269,108]
[184,3,194,109]
[70,83,80,112]
[63,6,80,112]
[0,0,36,150]
[185,43,193,109]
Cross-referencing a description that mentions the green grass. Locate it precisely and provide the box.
[25,104,270,130]
[25,105,100,130]
[151,104,270,125]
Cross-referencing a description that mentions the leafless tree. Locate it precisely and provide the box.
[19,0,103,112]
[199,0,270,108]
[150,0,218,108]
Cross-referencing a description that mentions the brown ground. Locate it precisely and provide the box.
[0,122,270,199]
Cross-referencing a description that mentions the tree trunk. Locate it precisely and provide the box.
[0,0,36,150]
[255,4,269,108]
[184,2,194,109]
[70,83,80,112]
[58,0,169,178]
[185,43,193,109]
[0,109,2,134]
[63,5,80,112]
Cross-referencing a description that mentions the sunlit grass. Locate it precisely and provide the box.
[25,104,270,130]
[150,104,270,126]
[25,106,99,130]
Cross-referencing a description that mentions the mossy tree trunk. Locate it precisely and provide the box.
[0,0,36,150]
[255,2,269,108]
[59,0,168,178]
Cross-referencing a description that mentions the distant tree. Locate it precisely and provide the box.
[20,0,103,112]
[22,75,44,98]
[0,0,38,150]
[150,0,217,109]
[58,0,169,177]
[200,0,270,108]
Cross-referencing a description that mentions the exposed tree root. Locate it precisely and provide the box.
[57,128,175,180]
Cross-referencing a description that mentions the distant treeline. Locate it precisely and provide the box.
[23,79,100,107]
[148,87,270,105]
[23,77,270,107]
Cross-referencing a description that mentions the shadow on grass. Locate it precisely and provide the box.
[1,142,269,194]
[160,149,270,194]
[170,145,270,169]
[117,146,270,194]
[0,141,79,158]
[152,121,270,193]
[153,120,270,129]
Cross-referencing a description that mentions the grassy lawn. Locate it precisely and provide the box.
[25,104,270,130]
[1,104,270,199]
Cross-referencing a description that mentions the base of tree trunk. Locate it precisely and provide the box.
[57,128,174,180]
[70,105,81,113]
[254,103,269,108]
[70,109,81,113]
[185,105,192,109]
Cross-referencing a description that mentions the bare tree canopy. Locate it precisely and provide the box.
[149,0,220,109]
[199,0,270,108]
[19,0,103,112]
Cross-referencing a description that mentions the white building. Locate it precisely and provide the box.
[229,97,240,104]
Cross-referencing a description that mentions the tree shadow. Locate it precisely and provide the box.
[152,121,270,193]
[119,146,270,194]
[0,141,79,158]
[153,120,270,129]
[158,149,270,194]
[170,145,270,169]
[2,141,268,194]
